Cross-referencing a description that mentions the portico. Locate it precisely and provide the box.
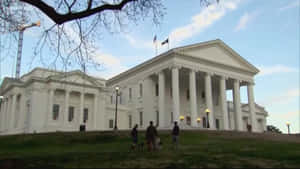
[151,65,257,131]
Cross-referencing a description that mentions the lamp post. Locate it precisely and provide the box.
[205,108,210,128]
[114,86,120,131]
[286,122,290,134]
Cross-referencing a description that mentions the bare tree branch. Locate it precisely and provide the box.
[20,0,138,25]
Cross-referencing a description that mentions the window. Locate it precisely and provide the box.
[216,119,220,130]
[68,106,74,122]
[109,119,114,128]
[155,83,159,96]
[156,111,159,126]
[139,83,143,97]
[129,88,132,100]
[110,95,113,104]
[129,115,132,128]
[52,104,59,120]
[186,116,191,126]
[83,108,88,123]
[139,111,143,126]
[187,89,190,100]
[170,87,172,97]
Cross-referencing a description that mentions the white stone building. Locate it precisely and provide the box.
[0,39,268,135]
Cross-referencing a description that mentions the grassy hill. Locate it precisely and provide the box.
[0,130,299,168]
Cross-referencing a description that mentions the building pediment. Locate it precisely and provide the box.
[174,39,259,74]
[48,71,104,87]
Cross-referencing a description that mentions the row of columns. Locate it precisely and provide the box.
[157,66,257,131]
[0,94,19,132]
[47,89,98,127]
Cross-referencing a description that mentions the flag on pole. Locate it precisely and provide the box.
[161,38,169,45]
[153,35,157,43]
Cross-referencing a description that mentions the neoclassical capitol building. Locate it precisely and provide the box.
[0,39,268,135]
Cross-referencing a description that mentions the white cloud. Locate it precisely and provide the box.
[123,0,240,51]
[123,34,154,50]
[91,51,128,79]
[260,88,299,106]
[279,1,299,11]
[169,0,240,46]
[257,64,299,76]
[234,11,259,31]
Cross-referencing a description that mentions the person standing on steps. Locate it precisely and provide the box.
[131,124,138,150]
[146,121,157,152]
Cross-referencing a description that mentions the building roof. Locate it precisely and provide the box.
[107,39,259,86]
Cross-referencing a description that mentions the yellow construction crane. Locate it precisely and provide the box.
[15,21,40,78]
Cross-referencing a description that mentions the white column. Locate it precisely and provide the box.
[220,76,229,130]
[205,72,215,130]
[172,66,180,123]
[4,99,8,131]
[64,90,69,126]
[93,94,98,129]
[233,79,243,131]
[247,83,256,132]
[0,100,4,131]
[158,71,165,128]
[189,69,198,127]
[47,89,54,125]
[79,92,84,124]
[10,95,17,130]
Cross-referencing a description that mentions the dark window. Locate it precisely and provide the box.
[203,117,207,128]
[68,106,74,122]
[186,116,191,126]
[110,95,113,104]
[129,115,132,128]
[109,119,114,128]
[83,108,88,123]
[139,83,143,97]
[52,104,59,120]
[202,91,205,98]
[155,83,159,96]
[139,112,143,126]
[170,87,172,97]
[129,88,132,100]
[216,119,220,130]
[187,89,190,100]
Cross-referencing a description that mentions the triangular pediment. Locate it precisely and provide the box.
[49,71,103,87]
[175,40,259,74]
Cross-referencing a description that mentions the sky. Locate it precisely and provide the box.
[0,0,299,133]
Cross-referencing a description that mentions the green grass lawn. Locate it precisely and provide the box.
[0,130,299,168]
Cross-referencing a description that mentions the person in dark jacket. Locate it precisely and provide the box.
[131,124,138,150]
[172,121,180,150]
[146,121,157,151]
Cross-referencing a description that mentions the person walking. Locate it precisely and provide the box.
[146,121,157,152]
[131,124,138,150]
[172,121,180,150]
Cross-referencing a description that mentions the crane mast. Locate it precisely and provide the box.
[15,21,40,79]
